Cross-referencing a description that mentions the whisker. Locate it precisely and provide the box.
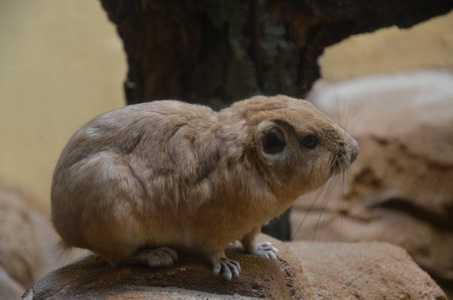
[312,168,338,242]
[340,96,346,128]
[347,113,366,135]
[290,172,334,241]
[352,158,365,169]
[311,93,325,112]
[336,98,341,127]
[344,100,352,131]
[347,164,358,196]
[339,163,346,233]
[290,157,337,241]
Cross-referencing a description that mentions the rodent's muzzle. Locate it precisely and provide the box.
[349,139,360,164]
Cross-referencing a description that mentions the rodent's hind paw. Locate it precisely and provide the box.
[212,257,241,281]
[254,242,279,260]
[132,247,178,268]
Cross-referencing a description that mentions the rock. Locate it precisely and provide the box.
[0,186,67,299]
[290,241,446,300]
[24,234,446,299]
[0,266,25,300]
[23,234,311,300]
[291,69,453,296]
[0,188,45,291]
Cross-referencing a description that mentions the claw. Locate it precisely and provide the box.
[254,242,279,260]
[222,263,232,280]
[212,257,241,280]
[213,261,221,275]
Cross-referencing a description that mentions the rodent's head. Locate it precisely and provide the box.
[231,95,359,198]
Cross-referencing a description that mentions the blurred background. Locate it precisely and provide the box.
[0,0,126,212]
[0,0,452,298]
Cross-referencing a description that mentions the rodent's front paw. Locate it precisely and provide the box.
[212,257,241,281]
[254,242,279,260]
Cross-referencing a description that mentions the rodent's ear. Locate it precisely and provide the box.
[257,121,287,156]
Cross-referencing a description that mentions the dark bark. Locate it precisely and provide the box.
[99,0,453,240]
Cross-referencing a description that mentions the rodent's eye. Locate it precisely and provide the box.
[300,134,319,149]
[262,128,286,155]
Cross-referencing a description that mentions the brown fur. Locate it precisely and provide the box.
[51,95,359,277]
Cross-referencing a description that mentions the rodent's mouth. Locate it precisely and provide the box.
[331,155,351,175]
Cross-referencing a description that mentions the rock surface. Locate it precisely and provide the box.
[0,186,67,299]
[24,234,446,299]
[292,69,453,297]
[24,235,310,300]
[291,241,446,300]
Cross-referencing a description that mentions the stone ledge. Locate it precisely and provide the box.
[23,235,310,300]
[23,235,446,299]
[291,241,446,299]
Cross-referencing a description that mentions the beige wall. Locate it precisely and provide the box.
[319,11,453,81]
[0,1,127,212]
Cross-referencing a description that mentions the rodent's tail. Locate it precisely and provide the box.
[47,240,74,269]
[52,240,72,257]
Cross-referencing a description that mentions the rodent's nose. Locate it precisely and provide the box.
[350,139,359,164]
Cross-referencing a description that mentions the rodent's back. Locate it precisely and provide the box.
[53,101,216,172]
[51,101,218,249]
